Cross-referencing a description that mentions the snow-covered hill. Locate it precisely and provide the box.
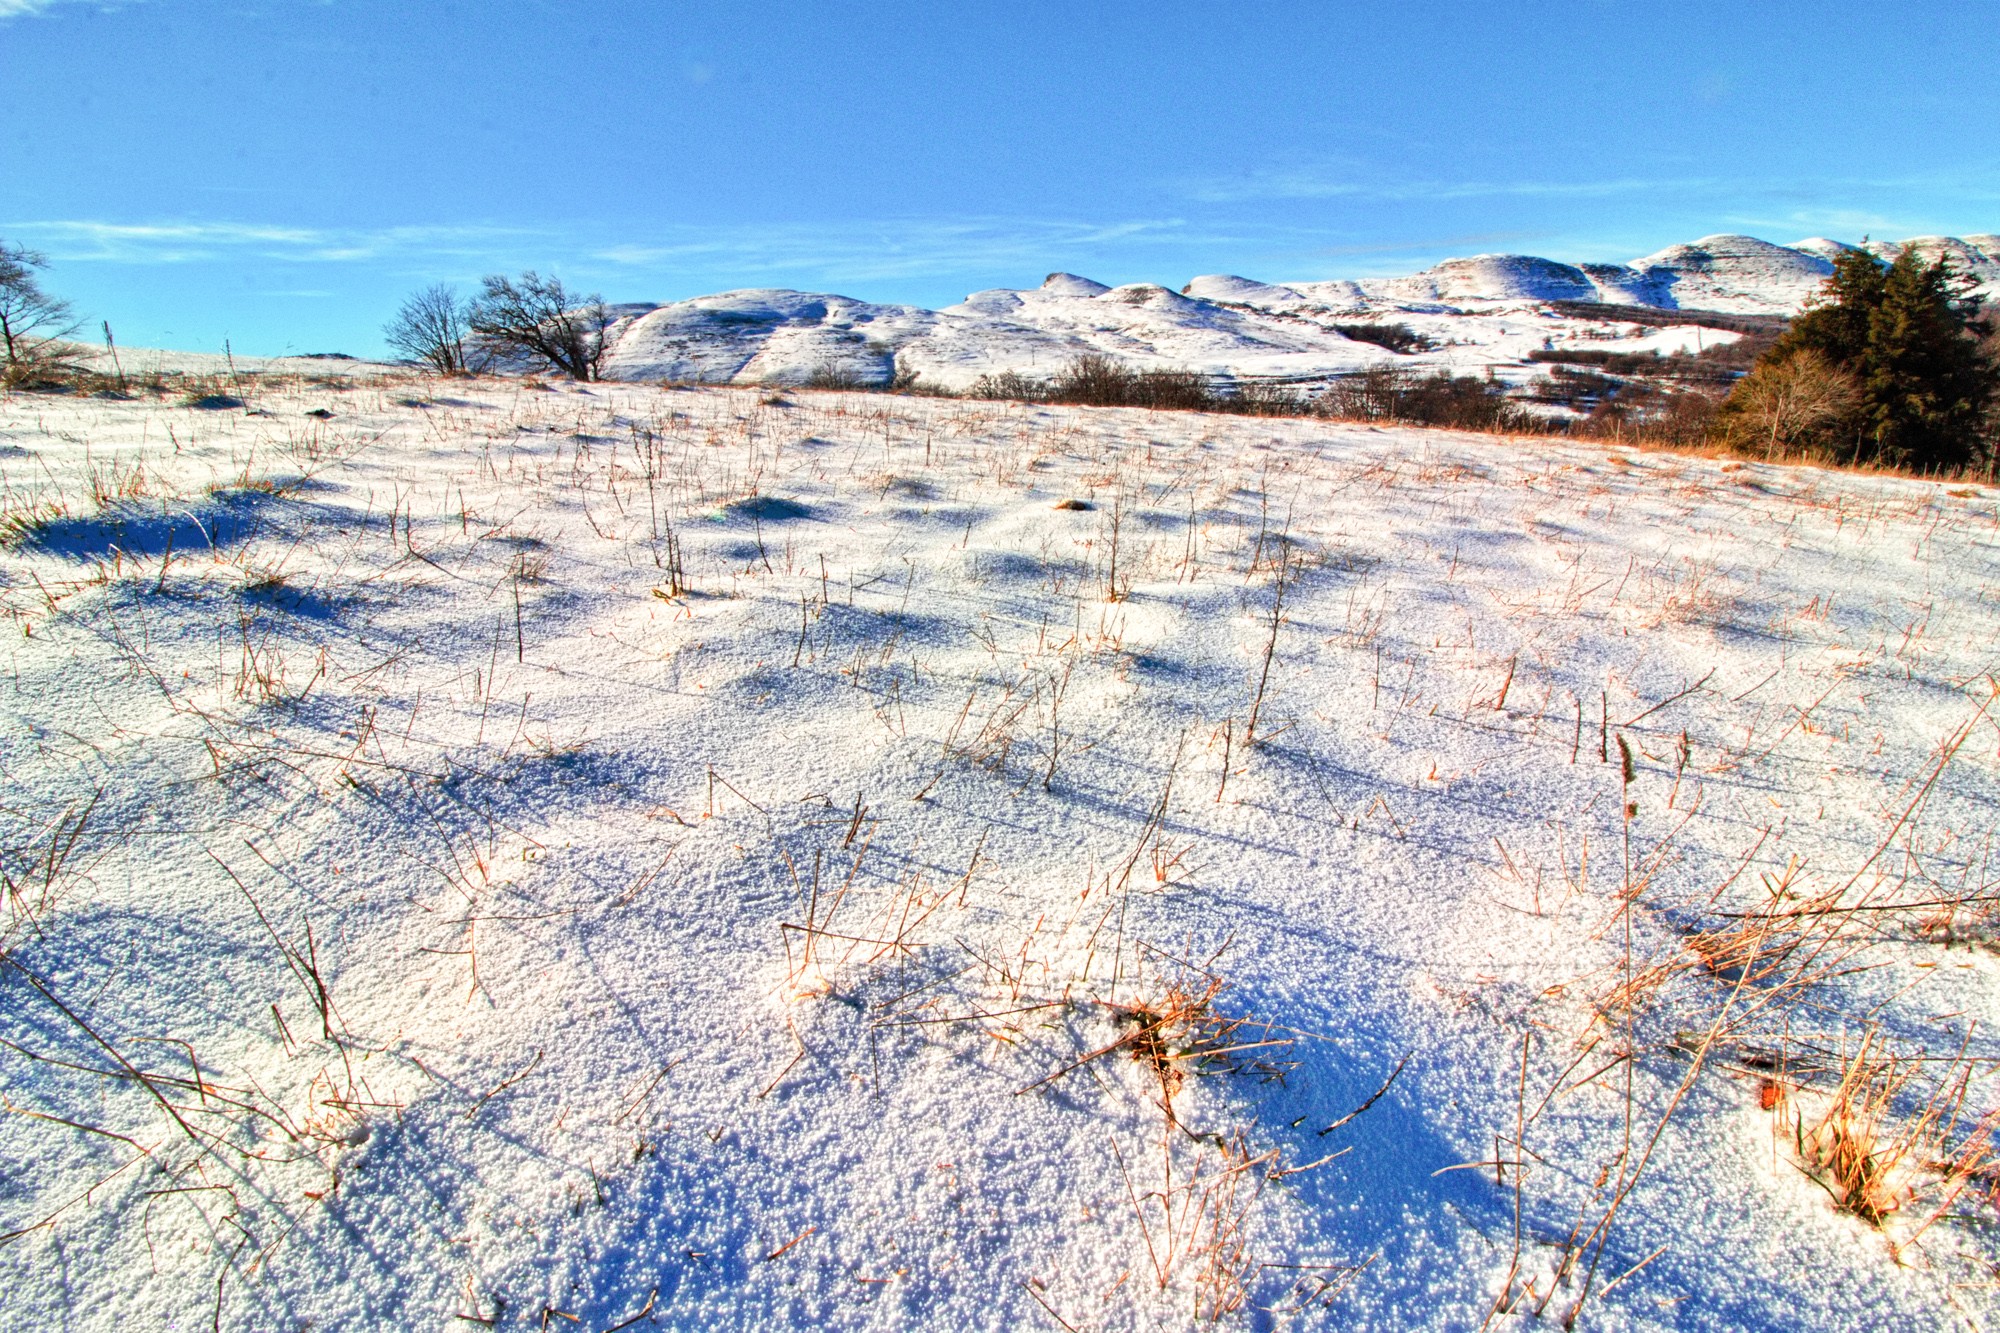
[595,233,2000,393]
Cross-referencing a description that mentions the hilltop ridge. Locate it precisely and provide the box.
[593,232,2000,392]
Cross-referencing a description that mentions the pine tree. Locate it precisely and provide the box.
[1723,246,1998,472]
[1777,248,1886,370]
[1859,252,1994,471]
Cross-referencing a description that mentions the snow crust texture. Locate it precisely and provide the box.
[2,376,2000,1330]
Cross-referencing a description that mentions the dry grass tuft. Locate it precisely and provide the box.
[1778,1028,2000,1243]
[1101,976,1293,1120]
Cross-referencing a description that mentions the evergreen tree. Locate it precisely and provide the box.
[1723,246,1998,471]
[1860,252,1994,471]
[1777,247,1886,371]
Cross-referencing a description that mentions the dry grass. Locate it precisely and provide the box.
[1770,1026,2000,1252]
[4,372,1997,1326]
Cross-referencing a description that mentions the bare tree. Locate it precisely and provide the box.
[1722,348,1862,459]
[384,283,475,375]
[466,272,610,381]
[0,241,82,382]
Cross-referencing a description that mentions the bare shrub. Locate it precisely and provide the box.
[978,355,1310,415]
[1718,347,1864,459]
[467,271,609,381]
[1048,355,1214,410]
[0,241,84,388]
[1226,381,1309,416]
[1576,383,1724,448]
[1325,366,1530,432]
[1331,321,1435,354]
[802,364,867,390]
[967,368,1045,401]
[0,339,95,391]
[385,283,481,375]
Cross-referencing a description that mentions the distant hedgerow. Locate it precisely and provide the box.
[1331,322,1435,355]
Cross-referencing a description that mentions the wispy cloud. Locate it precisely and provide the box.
[1718,207,1973,244]
[6,220,549,265]
[1184,162,2000,217]
[12,206,1992,306]
[1296,231,1546,258]
[583,217,1207,286]
[4,214,1233,288]
[1183,168,1728,206]
[0,0,139,19]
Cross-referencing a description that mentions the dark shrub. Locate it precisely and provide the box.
[1331,322,1435,354]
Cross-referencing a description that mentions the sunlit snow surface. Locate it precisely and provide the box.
[2,375,1999,1330]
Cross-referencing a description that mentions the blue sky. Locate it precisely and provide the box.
[3,0,1996,357]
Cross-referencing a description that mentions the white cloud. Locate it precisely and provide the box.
[0,0,139,18]
[1182,162,2000,219]
[1,215,1228,290]
[582,217,1202,285]
[1183,167,1729,206]
[4,219,545,265]
[17,207,1989,299]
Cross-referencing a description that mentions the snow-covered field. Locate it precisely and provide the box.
[4,372,2000,1330]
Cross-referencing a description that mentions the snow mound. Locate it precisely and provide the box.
[1038,272,1111,298]
[1370,253,1602,303]
[1284,278,1377,310]
[1097,282,1205,312]
[602,289,937,386]
[1624,233,1836,313]
[1180,274,1309,306]
[1791,236,1860,263]
[1867,236,2000,289]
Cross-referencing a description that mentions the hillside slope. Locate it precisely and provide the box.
[587,232,1998,394]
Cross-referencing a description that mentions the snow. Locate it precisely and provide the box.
[1039,273,1114,299]
[1179,275,1309,308]
[1585,325,1744,357]
[1791,236,1860,264]
[1866,237,2000,290]
[601,290,935,387]
[1620,234,1838,313]
[583,231,1996,398]
[1360,253,1607,305]
[4,371,2000,1329]
[71,345,401,379]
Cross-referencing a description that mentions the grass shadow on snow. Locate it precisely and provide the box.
[21,487,288,561]
[719,495,813,524]
[239,574,355,621]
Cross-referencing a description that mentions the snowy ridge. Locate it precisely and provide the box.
[596,232,1999,391]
